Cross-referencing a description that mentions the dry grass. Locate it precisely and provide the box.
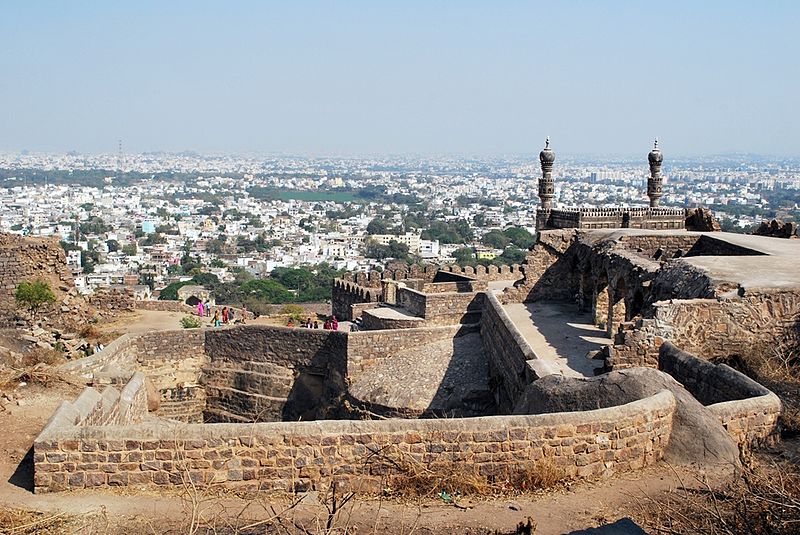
[78,324,121,346]
[717,335,800,436]
[381,450,567,499]
[20,347,63,368]
[637,457,800,534]
[0,507,108,534]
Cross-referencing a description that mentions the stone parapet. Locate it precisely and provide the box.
[33,389,675,494]
[481,292,539,410]
[658,342,781,448]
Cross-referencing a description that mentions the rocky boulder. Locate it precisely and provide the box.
[513,367,740,466]
[753,219,798,239]
[685,207,721,232]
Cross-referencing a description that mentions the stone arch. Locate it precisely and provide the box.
[630,287,645,319]
[608,277,627,338]
[185,295,201,307]
[578,265,594,313]
[593,272,609,330]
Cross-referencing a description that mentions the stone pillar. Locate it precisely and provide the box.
[594,285,609,329]
[538,137,556,210]
[647,139,663,208]
[382,279,398,305]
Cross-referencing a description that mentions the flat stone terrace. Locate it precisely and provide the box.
[586,229,800,292]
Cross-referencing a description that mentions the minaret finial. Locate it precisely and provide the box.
[654,138,659,150]
[545,136,550,149]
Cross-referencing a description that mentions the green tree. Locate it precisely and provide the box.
[452,247,475,267]
[121,243,138,256]
[482,230,510,249]
[498,246,526,264]
[503,227,535,249]
[15,280,56,319]
[192,272,220,288]
[106,239,120,252]
[158,281,193,300]
[366,218,391,235]
[240,279,293,304]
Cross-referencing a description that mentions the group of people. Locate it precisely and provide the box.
[196,300,212,317]
[287,315,339,330]
[196,300,247,327]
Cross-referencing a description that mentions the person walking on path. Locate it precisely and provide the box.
[222,307,229,324]
[197,300,204,317]
[213,310,221,327]
[331,315,339,331]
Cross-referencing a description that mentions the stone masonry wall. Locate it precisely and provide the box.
[659,342,781,448]
[395,286,484,325]
[88,287,136,313]
[0,233,90,324]
[422,292,484,325]
[481,292,538,412]
[203,326,348,423]
[608,290,800,369]
[134,300,193,313]
[652,291,800,360]
[33,389,675,494]
[332,280,382,321]
[359,309,426,331]
[502,229,577,304]
[135,329,207,422]
[347,324,475,376]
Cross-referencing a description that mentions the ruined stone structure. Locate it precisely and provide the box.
[754,218,798,239]
[177,285,215,307]
[25,142,794,496]
[535,140,686,231]
[0,233,92,326]
[332,264,522,322]
[35,235,787,492]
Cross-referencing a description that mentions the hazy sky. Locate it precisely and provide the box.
[1,1,798,156]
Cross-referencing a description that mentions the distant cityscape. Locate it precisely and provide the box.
[1,149,798,298]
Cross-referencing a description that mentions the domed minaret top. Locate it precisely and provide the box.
[538,137,556,210]
[539,136,556,166]
[647,138,664,207]
[648,138,663,165]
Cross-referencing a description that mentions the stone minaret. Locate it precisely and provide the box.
[538,137,556,210]
[647,138,664,207]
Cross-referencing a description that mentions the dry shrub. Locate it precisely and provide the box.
[0,507,107,534]
[509,459,566,493]
[21,347,63,367]
[718,335,800,435]
[384,452,567,498]
[638,459,800,534]
[78,324,120,345]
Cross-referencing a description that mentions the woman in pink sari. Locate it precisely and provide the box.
[197,300,204,317]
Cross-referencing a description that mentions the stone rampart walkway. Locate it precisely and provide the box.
[503,302,610,377]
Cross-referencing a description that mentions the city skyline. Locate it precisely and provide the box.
[1,1,799,156]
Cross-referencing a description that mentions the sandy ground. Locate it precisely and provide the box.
[503,302,611,377]
[97,309,316,336]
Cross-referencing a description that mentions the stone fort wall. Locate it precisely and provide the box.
[33,388,675,494]
[0,233,90,324]
[658,342,781,448]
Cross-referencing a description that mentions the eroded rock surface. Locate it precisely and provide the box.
[513,367,740,466]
